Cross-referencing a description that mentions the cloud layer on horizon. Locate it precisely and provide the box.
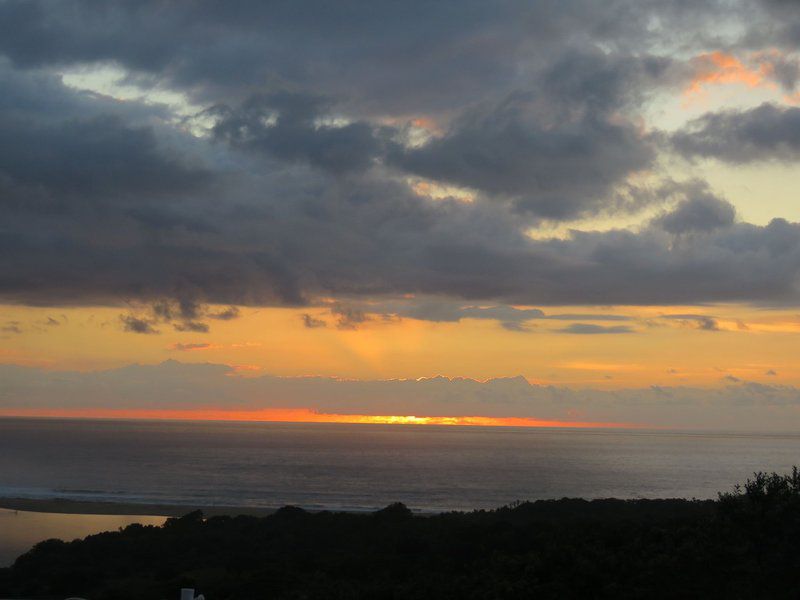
[2,360,800,431]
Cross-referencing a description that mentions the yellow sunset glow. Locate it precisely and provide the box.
[0,407,638,429]
[2,302,800,391]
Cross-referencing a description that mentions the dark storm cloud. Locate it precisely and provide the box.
[672,104,800,163]
[0,0,798,312]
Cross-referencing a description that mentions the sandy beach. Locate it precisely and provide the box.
[0,497,277,518]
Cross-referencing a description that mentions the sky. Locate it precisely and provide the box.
[2,0,800,429]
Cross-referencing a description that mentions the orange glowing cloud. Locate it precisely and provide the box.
[410,117,443,135]
[684,51,775,101]
[0,407,639,429]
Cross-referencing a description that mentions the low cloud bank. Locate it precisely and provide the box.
[2,361,799,431]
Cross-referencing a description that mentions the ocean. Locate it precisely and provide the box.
[2,417,800,566]
[2,417,800,512]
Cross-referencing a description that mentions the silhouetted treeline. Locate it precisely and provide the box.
[3,469,800,599]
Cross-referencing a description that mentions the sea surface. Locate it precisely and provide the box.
[2,417,800,566]
[2,417,800,511]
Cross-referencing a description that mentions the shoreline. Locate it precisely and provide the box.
[0,497,278,518]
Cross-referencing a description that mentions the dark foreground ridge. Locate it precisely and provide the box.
[2,470,800,599]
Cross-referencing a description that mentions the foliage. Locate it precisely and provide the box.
[2,470,800,599]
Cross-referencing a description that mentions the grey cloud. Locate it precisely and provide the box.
[559,323,635,334]
[395,302,546,324]
[173,321,210,333]
[170,343,212,352]
[0,1,729,113]
[654,194,736,234]
[673,104,800,163]
[1,2,800,313]
[120,315,158,334]
[212,94,387,173]
[332,305,370,330]
[544,314,631,322]
[1,321,22,334]
[388,93,657,219]
[5,181,800,308]
[500,321,532,332]
[0,111,211,204]
[327,298,634,329]
[152,299,200,322]
[207,307,240,321]
[130,302,236,335]
[767,55,800,91]
[4,360,800,430]
[302,314,327,329]
[661,314,720,331]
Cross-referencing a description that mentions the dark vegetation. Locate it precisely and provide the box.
[2,469,800,599]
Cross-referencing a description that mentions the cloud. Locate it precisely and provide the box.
[212,93,387,173]
[207,307,240,321]
[500,321,532,332]
[388,79,659,219]
[302,314,327,329]
[558,323,635,334]
[672,104,800,163]
[684,51,772,98]
[169,342,213,352]
[332,305,371,330]
[315,298,636,330]
[120,315,159,335]
[653,194,736,234]
[661,314,720,331]
[3,360,800,430]
[1,322,22,334]
[0,1,798,314]
[173,321,210,333]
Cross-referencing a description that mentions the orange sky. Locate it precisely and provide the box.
[2,302,799,390]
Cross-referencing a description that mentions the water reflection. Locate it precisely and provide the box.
[0,508,165,566]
